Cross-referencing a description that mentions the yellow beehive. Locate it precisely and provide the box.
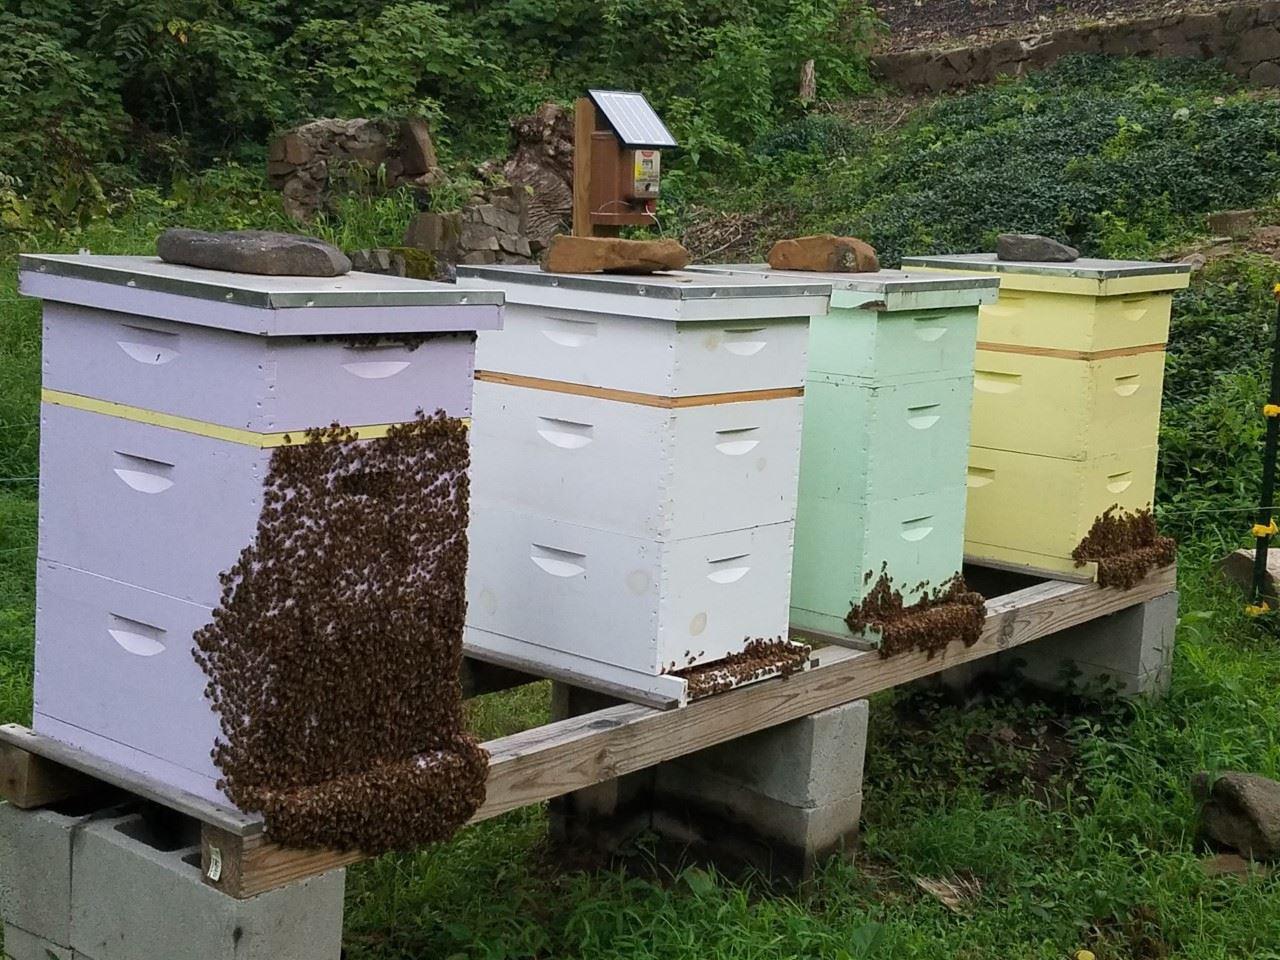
[970,347,1166,460]
[965,445,1158,578]
[902,253,1191,576]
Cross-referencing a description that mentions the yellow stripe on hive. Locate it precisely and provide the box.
[39,389,462,447]
[474,370,804,408]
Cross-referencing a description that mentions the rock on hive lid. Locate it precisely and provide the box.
[18,254,504,337]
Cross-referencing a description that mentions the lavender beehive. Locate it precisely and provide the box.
[20,253,502,805]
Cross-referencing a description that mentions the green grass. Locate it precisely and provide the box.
[3,54,1280,960]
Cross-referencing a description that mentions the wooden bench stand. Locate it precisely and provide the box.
[0,563,1176,899]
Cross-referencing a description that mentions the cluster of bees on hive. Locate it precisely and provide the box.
[677,638,811,699]
[846,567,986,659]
[192,412,488,853]
[1071,505,1176,590]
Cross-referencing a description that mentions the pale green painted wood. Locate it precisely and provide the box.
[807,302,979,383]
[791,297,983,641]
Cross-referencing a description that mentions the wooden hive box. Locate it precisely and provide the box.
[901,253,1191,577]
[19,254,502,803]
[688,265,998,642]
[457,264,831,704]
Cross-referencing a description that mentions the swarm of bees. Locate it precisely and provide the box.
[677,637,811,699]
[1071,505,1176,590]
[846,567,986,659]
[192,411,488,853]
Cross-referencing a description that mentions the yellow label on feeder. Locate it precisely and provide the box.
[1253,519,1278,538]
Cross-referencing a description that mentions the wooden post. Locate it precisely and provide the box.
[0,742,97,809]
[572,97,595,238]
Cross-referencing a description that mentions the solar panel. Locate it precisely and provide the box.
[587,90,677,149]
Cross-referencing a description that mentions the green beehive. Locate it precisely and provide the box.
[688,265,999,642]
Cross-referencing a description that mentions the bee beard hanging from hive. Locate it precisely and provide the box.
[1071,505,1176,590]
[193,411,488,853]
[846,566,986,660]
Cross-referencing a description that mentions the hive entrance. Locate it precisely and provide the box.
[1072,505,1176,589]
[846,569,986,659]
[193,412,487,852]
[675,638,812,699]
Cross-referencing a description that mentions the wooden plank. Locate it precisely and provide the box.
[474,371,804,410]
[975,341,1166,361]
[572,97,594,238]
[474,570,1173,820]
[0,724,258,833]
[202,565,1174,897]
[964,553,1097,584]
[0,741,97,809]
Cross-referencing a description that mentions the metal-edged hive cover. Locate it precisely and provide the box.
[19,254,503,310]
[587,90,677,148]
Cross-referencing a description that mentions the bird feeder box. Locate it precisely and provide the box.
[688,264,998,642]
[19,254,502,804]
[573,90,677,237]
[457,264,830,705]
[900,253,1192,577]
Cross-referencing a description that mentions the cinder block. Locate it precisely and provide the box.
[655,765,864,856]
[923,592,1178,700]
[548,687,870,878]
[0,801,115,947]
[71,814,344,960]
[1005,591,1177,697]
[3,923,73,960]
[666,699,869,809]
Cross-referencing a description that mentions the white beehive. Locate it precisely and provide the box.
[458,265,830,705]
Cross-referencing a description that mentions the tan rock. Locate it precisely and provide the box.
[399,118,439,177]
[767,235,879,273]
[542,235,690,275]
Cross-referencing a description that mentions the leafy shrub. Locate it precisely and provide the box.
[701,56,1280,266]
[1158,257,1277,543]
[0,0,879,209]
[755,114,862,158]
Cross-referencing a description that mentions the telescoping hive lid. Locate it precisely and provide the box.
[18,254,504,337]
[900,253,1192,295]
[456,263,832,321]
[687,263,1000,312]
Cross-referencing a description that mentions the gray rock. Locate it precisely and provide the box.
[350,248,392,273]
[460,221,500,252]
[1194,771,1280,859]
[996,233,1079,262]
[157,229,351,277]
[403,211,461,255]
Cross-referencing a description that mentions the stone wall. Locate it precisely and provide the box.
[268,118,443,221]
[872,1,1280,93]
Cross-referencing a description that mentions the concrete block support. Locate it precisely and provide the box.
[1003,591,1177,697]
[4,923,73,960]
[70,813,345,960]
[655,699,869,879]
[549,682,870,879]
[922,591,1178,699]
[0,802,111,949]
